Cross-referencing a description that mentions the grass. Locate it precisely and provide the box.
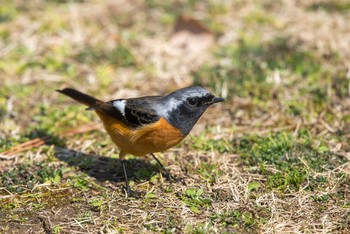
[1,0,350,233]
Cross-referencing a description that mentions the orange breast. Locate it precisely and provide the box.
[96,111,185,156]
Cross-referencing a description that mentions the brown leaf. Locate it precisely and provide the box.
[170,15,214,53]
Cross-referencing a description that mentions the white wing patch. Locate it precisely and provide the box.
[113,100,126,116]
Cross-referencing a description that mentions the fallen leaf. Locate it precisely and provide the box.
[170,15,214,53]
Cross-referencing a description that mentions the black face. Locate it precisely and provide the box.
[167,93,224,135]
[185,93,224,108]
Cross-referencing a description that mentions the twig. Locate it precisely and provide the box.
[0,123,101,160]
[63,123,101,136]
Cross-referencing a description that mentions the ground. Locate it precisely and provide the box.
[0,0,350,233]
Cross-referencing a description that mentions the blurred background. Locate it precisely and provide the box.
[1,0,350,137]
[0,0,350,233]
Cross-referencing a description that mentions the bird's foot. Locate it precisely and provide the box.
[123,186,142,199]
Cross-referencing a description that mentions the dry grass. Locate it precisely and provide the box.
[1,0,350,233]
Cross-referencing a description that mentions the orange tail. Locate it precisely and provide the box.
[56,88,101,106]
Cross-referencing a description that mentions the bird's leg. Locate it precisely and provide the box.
[151,153,182,183]
[119,152,140,197]
[120,159,131,194]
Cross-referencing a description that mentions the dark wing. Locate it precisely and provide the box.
[123,97,161,128]
[89,100,126,122]
[97,96,161,128]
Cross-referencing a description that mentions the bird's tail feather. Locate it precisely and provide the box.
[56,88,101,106]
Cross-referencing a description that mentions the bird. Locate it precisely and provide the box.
[57,86,224,195]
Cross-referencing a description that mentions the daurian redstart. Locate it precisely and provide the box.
[57,86,224,195]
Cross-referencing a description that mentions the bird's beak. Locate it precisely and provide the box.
[208,97,224,105]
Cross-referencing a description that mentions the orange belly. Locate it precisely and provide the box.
[96,111,185,156]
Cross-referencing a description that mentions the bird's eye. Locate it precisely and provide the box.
[187,97,198,106]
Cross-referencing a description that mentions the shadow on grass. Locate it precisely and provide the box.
[54,146,160,183]
[27,128,160,184]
